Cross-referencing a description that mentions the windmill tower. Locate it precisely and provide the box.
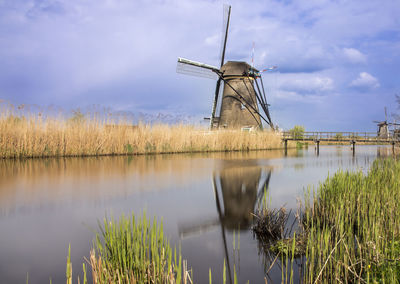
[177,5,274,130]
[373,107,400,138]
[393,120,400,140]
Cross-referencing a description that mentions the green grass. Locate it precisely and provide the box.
[91,212,184,283]
[62,212,245,284]
[301,158,400,282]
[63,212,190,284]
[255,158,400,283]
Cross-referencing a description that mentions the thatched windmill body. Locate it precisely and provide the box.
[177,5,274,130]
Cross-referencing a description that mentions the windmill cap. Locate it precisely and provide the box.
[220,61,259,76]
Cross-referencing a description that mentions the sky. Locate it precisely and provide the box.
[0,0,400,131]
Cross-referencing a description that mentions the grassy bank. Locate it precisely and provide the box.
[0,112,285,158]
[301,158,400,283]
[256,158,400,282]
[66,212,191,284]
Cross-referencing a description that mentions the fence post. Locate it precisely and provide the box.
[284,139,288,156]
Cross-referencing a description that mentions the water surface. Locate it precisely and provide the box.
[0,145,394,283]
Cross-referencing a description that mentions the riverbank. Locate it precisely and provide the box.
[0,113,289,159]
[255,157,400,282]
[303,158,400,282]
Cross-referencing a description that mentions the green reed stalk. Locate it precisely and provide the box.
[257,158,400,283]
[89,212,186,283]
[66,245,72,284]
[223,259,226,284]
[301,158,400,282]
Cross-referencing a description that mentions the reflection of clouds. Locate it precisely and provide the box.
[267,145,387,209]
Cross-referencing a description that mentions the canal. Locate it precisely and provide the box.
[0,145,394,283]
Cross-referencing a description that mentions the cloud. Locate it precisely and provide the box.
[280,76,334,95]
[0,0,399,131]
[204,34,219,46]
[26,0,66,18]
[350,72,380,90]
[343,48,366,64]
[231,23,333,73]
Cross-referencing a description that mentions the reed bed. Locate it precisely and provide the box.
[300,158,400,283]
[0,111,284,158]
[253,158,400,283]
[66,212,191,284]
[91,212,189,284]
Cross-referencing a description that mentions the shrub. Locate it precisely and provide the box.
[289,125,305,139]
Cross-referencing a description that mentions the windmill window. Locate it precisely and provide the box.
[240,103,246,110]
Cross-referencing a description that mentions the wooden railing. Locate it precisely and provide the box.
[282,131,397,142]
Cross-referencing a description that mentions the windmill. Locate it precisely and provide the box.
[393,121,400,140]
[177,5,274,130]
[373,107,400,138]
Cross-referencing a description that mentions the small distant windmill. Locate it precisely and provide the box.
[177,5,275,130]
[373,107,400,138]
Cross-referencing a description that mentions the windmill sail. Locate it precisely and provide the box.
[211,5,232,128]
[219,4,231,66]
[176,58,218,79]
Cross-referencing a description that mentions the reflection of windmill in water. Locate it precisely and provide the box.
[373,107,400,138]
[177,5,275,130]
[179,164,272,284]
[214,166,271,230]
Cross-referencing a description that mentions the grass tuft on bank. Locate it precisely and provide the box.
[91,212,187,283]
[66,212,191,284]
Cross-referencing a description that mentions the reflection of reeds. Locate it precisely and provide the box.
[0,111,284,158]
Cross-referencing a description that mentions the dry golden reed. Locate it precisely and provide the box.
[0,109,285,158]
